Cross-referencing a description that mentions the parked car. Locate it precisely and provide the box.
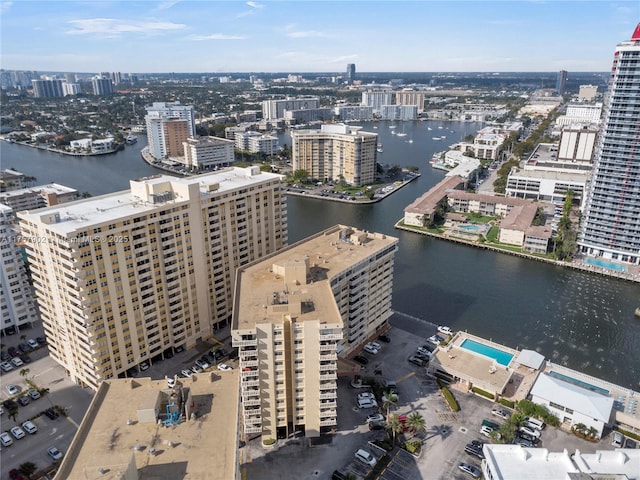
[10,425,25,439]
[367,413,385,423]
[353,355,368,365]
[191,364,204,374]
[458,462,481,478]
[28,388,41,400]
[355,448,377,466]
[518,431,540,444]
[0,431,13,446]
[369,421,385,431]
[357,398,378,409]
[363,343,379,355]
[331,471,348,480]
[8,346,19,357]
[624,437,637,449]
[10,357,24,367]
[480,425,498,438]
[18,343,31,353]
[44,408,59,420]
[428,334,445,345]
[48,446,64,461]
[1,361,13,372]
[611,432,623,447]
[139,361,149,371]
[22,421,37,434]
[368,341,382,350]
[195,358,209,370]
[20,354,31,364]
[513,436,536,448]
[357,392,375,401]
[524,417,546,430]
[0,350,10,361]
[5,384,20,395]
[27,339,39,349]
[217,363,233,371]
[491,407,510,420]
[416,347,432,358]
[17,395,30,406]
[180,369,193,378]
[464,443,484,459]
[36,337,47,346]
[384,381,399,394]
[8,470,25,480]
[519,425,541,439]
[378,334,391,343]
[408,355,425,367]
[437,325,453,336]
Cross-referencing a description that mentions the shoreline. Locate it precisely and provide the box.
[394,221,640,284]
[5,139,121,157]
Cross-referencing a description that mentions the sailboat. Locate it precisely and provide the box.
[396,123,407,137]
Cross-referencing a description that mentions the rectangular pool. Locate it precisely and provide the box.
[460,339,514,366]
[584,257,628,272]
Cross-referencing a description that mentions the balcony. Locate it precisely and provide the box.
[319,352,337,361]
[320,333,342,341]
[320,418,337,427]
[319,343,336,352]
[242,397,261,407]
[319,390,337,400]
[241,359,259,368]
[319,372,337,381]
[241,369,259,379]
[242,379,260,387]
[244,425,262,434]
[319,363,337,372]
[234,338,257,347]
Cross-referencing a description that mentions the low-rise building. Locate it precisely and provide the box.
[235,131,279,155]
[403,175,466,227]
[0,183,79,212]
[53,376,239,480]
[0,169,26,192]
[183,136,234,169]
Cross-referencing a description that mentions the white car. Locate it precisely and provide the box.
[0,431,13,447]
[363,343,379,355]
[10,357,24,367]
[357,398,378,409]
[368,341,382,350]
[367,413,385,423]
[491,408,510,420]
[166,376,177,388]
[10,425,25,439]
[519,425,541,438]
[27,338,39,349]
[139,361,149,371]
[480,425,495,438]
[0,361,13,372]
[355,448,377,466]
[48,446,63,461]
[217,363,233,371]
[180,369,193,378]
[5,384,19,395]
[357,391,375,401]
[22,421,37,434]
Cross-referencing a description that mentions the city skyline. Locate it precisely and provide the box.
[1,1,638,73]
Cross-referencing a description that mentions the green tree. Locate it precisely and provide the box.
[19,462,37,478]
[7,402,18,421]
[382,390,398,419]
[386,415,403,444]
[407,412,426,435]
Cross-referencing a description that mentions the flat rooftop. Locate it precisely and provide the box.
[55,374,239,480]
[233,225,398,330]
[0,183,78,198]
[18,167,281,234]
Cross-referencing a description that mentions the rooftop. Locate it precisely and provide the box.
[55,374,239,480]
[232,225,398,330]
[0,183,77,199]
[404,175,466,215]
[18,167,281,234]
[483,445,579,479]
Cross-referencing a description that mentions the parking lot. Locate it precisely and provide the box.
[239,313,618,480]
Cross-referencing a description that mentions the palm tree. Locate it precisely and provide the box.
[386,415,403,445]
[20,368,30,378]
[407,412,426,435]
[573,423,587,435]
[587,426,598,439]
[382,390,397,418]
[19,461,37,478]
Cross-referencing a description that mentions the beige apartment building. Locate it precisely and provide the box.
[291,124,377,186]
[18,167,287,389]
[395,91,426,113]
[183,135,235,169]
[231,225,397,440]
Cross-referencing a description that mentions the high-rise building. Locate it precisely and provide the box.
[91,76,114,95]
[32,79,63,98]
[556,70,568,95]
[62,83,81,96]
[361,91,393,114]
[346,63,356,84]
[578,24,640,265]
[291,124,378,186]
[0,205,39,335]
[232,225,397,439]
[262,97,320,120]
[395,91,426,113]
[145,102,196,160]
[18,167,287,389]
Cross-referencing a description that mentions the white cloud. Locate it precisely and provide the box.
[0,1,12,14]
[189,33,246,41]
[65,18,187,37]
[157,0,181,10]
[237,1,264,18]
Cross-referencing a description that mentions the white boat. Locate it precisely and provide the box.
[441,135,446,139]
[125,134,138,145]
[389,125,396,129]
[396,132,407,137]
[427,127,433,131]
[437,325,453,336]
[407,138,413,143]
[433,137,441,140]
[438,126,443,129]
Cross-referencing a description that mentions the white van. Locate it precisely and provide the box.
[611,432,623,447]
[525,417,545,431]
[355,449,377,466]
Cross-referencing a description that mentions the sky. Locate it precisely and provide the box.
[1,0,639,73]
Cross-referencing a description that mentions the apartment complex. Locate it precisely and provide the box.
[262,97,320,120]
[360,91,393,114]
[91,76,114,95]
[0,205,39,335]
[579,24,640,265]
[0,183,78,212]
[31,79,63,98]
[234,131,280,155]
[18,167,287,389]
[231,225,398,440]
[291,124,377,186]
[183,136,235,169]
[395,91,426,113]
[145,102,196,160]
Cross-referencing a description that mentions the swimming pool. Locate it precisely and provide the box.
[584,257,628,272]
[459,339,514,366]
[456,224,490,235]
[548,371,610,396]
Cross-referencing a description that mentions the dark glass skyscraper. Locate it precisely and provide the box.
[556,70,567,95]
[346,63,356,84]
[578,24,640,265]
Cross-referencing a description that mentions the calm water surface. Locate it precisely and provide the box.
[3,122,639,390]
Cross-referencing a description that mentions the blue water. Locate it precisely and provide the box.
[458,225,481,232]
[460,339,514,366]
[548,370,610,396]
[584,258,627,272]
